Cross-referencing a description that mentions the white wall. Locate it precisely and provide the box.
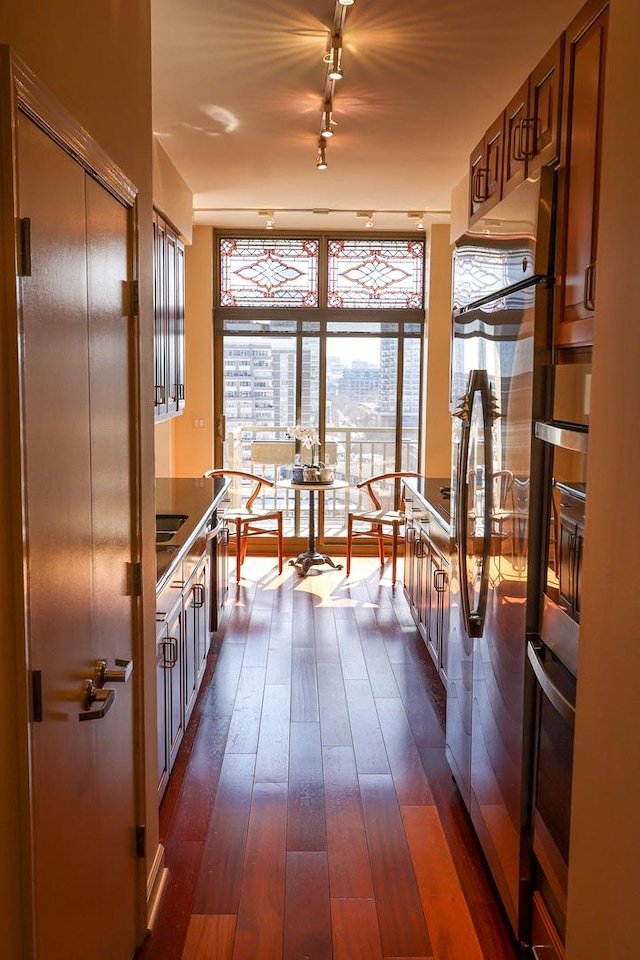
[567,0,640,955]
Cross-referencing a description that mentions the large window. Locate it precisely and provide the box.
[215,234,425,542]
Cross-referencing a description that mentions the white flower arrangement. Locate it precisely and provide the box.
[287,424,321,462]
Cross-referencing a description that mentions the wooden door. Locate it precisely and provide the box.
[18,112,138,959]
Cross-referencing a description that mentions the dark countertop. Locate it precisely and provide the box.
[555,480,587,501]
[156,476,230,589]
[404,476,452,530]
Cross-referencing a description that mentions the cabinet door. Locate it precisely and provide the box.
[165,604,184,773]
[156,626,170,800]
[555,0,609,348]
[503,80,530,197]
[153,213,169,419]
[404,521,417,614]
[154,212,186,420]
[469,114,505,225]
[182,567,200,725]
[529,37,563,173]
[429,554,450,680]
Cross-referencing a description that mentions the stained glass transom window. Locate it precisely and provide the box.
[220,238,319,307]
[327,239,424,308]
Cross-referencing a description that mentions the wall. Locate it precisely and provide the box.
[567,0,640,955]
[153,137,193,243]
[423,223,453,478]
[0,1,157,952]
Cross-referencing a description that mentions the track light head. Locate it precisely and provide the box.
[316,141,328,170]
[327,36,343,81]
[321,108,334,139]
[339,0,355,5]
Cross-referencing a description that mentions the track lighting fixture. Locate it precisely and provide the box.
[408,210,426,230]
[327,37,343,81]
[316,142,328,170]
[365,215,374,229]
[266,216,275,230]
[338,0,355,6]
[321,106,335,138]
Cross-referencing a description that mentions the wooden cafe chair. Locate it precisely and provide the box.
[203,469,283,582]
[346,471,419,587]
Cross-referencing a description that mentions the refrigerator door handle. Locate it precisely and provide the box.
[527,640,576,728]
[455,370,495,639]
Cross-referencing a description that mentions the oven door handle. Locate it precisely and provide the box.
[527,641,576,729]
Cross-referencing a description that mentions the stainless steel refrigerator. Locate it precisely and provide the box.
[446,166,555,943]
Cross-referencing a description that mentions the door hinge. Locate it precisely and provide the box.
[128,562,143,597]
[129,280,140,316]
[19,217,32,277]
[135,824,146,859]
[32,669,43,722]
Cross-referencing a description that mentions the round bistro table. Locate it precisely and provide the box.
[278,478,350,575]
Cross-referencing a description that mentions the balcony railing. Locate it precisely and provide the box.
[224,425,419,539]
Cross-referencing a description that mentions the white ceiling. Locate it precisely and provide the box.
[151,0,583,233]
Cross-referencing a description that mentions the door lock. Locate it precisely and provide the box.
[94,658,133,687]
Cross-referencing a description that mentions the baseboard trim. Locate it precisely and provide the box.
[145,843,168,932]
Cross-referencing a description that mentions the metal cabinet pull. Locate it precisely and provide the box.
[472,167,489,203]
[192,582,205,608]
[79,679,116,721]
[162,638,178,668]
[512,120,525,162]
[95,658,133,687]
[584,261,596,311]
[435,569,448,593]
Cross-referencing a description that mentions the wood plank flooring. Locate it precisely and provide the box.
[136,557,524,960]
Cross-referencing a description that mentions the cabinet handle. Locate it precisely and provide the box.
[192,582,205,608]
[472,167,489,203]
[154,384,166,405]
[512,120,525,162]
[415,537,425,559]
[584,262,596,311]
[435,569,448,593]
[162,638,178,668]
[513,117,536,160]
[177,383,185,401]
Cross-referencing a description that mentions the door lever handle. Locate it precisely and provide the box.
[79,679,116,721]
[95,658,133,687]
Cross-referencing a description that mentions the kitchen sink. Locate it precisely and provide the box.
[155,513,187,542]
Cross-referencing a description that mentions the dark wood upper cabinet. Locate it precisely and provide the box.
[469,112,505,224]
[554,0,609,350]
[503,39,563,198]
[503,81,530,196]
[530,39,563,172]
[471,37,563,214]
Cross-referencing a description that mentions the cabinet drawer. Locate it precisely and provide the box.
[156,575,183,625]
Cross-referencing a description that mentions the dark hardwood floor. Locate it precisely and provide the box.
[136,557,524,960]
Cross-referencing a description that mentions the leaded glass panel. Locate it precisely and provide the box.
[327,238,424,309]
[220,238,319,307]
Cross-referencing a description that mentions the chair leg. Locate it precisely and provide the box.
[391,523,399,587]
[277,513,283,573]
[346,514,353,576]
[377,525,385,567]
[235,518,243,583]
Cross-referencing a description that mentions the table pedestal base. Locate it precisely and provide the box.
[289,550,343,576]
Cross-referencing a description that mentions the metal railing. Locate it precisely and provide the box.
[224,424,419,539]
